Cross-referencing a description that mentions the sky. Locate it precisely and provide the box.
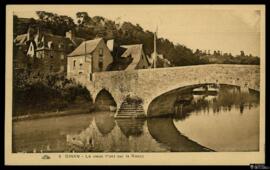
[13,5,263,56]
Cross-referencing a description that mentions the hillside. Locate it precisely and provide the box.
[13,11,260,66]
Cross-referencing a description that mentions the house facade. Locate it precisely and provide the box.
[67,38,113,81]
[14,28,85,75]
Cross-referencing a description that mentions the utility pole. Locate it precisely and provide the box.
[153,26,158,68]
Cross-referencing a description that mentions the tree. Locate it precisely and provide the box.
[240,50,245,57]
[76,12,93,26]
[35,11,75,36]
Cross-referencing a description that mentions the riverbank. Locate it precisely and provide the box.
[13,106,95,122]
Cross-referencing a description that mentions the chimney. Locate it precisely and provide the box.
[106,39,114,52]
[66,30,74,40]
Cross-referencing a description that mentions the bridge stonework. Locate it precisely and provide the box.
[70,64,260,117]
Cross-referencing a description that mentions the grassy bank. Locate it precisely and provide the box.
[12,104,96,122]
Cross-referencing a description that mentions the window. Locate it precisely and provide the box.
[99,48,103,62]
[73,60,76,69]
[99,61,103,70]
[89,73,92,81]
[60,65,64,72]
[80,63,83,69]
[50,55,53,59]
[59,43,64,49]
[98,48,103,71]
[48,41,54,49]
[50,65,53,71]
[61,54,64,60]
[99,55,103,62]
[99,48,103,56]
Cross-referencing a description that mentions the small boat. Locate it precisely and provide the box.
[109,105,117,112]
[207,84,220,92]
[193,87,207,92]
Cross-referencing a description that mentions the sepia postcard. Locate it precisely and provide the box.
[5,5,266,165]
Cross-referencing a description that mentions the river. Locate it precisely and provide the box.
[12,85,259,152]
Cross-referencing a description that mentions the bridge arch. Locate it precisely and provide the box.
[146,82,256,117]
[94,88,117,111]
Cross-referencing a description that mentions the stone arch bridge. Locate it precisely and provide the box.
[70,64,260,118]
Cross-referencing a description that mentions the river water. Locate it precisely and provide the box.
[12,86,260,153]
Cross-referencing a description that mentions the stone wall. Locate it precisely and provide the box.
[72,64,260,117]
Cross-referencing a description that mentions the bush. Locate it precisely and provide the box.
[13,72,93,116]
[125,95,143,105]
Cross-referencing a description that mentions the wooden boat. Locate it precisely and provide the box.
[109,105,117,112]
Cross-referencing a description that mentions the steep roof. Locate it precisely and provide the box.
[120,44,144,70]
[71,37,85,46]
[14,34,28,45]
[35,33,71,50]
[67,38,103,57]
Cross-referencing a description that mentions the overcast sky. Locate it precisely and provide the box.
[13,5,262,56]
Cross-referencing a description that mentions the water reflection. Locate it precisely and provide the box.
[116,119,145,138]
[172,86,259,152]
[12,85,260,152]
[95,113,115,135]
[65,114,164,152]
[64,115,210,152]
[147,118,212,152]
[173,86,259,118]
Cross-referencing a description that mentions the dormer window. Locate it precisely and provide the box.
[59,43,64,49]
[38,42,43,48]
[48,41,54,49]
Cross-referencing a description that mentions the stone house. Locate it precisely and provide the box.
[120,44,150,70]
[14,28,85,75]
[13,45,29,72]
[67,38,113,81]
[107,44,150,71]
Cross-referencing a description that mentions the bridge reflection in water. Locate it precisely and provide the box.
[64,112,212,152]
[12,85,259,153]
[147,118,212,152]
